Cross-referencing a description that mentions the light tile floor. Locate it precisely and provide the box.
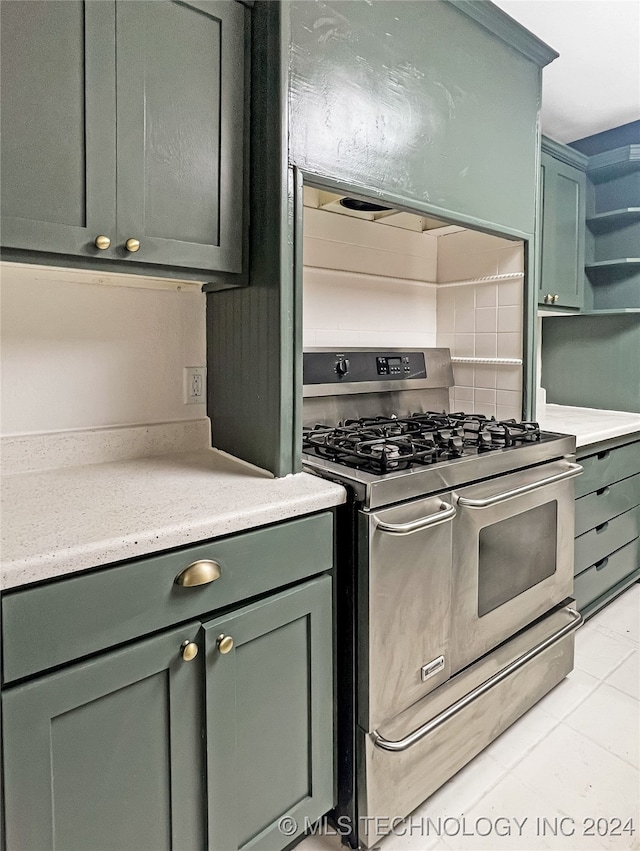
[299,584,640,851]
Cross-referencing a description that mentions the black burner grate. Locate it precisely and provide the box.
[302,412,541,474]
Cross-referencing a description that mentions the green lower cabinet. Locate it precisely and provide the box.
[2,621,204,851]
[204,576,334,850]
[572,436,640,618]
[2,575,334,851]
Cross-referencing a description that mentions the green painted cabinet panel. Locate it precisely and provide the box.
[0,0,246,278]
[2,621,204,851]
[2,511,334,684]
[115,0,245,272]
[539,150,586,308]
[541,314,640,413]
[0,1,116,257]
[288,1,550,237]
[574,537,639,612]
[575,440,640,498]
[204,577,334,850]
[571,436,640,617]
[575,473,640,537]
[574,506,640,576]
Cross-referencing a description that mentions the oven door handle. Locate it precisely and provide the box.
[372,502,456,536]
[456,463,583,509]
[370,606,583,752]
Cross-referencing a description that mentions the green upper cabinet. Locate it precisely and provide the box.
[288,0,558,238]
[0,1,117,259]
[538,137,588,309]
[0,0,247,280]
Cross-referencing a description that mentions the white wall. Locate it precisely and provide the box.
[303,207,438,349]
[0,267,206,435]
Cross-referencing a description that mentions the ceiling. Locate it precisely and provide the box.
[492,0,640,144]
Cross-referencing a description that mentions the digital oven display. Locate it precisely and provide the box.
[376,356,409,375]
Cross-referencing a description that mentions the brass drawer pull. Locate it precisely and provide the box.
[217,634,234,654]
[174,559,221,587]
[181,640,199,661]
[125,237,141,252]
[94,235,111,250]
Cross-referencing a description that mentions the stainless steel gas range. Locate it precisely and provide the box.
[302,347,583,849]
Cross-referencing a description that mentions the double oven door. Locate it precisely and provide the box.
[359,456,581,732]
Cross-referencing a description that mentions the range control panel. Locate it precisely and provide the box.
[376,355,410,375]
[303,351,427,385]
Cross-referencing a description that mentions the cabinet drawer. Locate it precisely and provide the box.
[574,506,640,576]
[575,441,640,498]
[574,538,639,612]
[575,473,640,536]
[2,512,333,684]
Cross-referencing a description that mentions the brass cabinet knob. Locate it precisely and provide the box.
[174,559,221,587]
[181,640,199,662]
[217,634,234,654]
[125,237,141,252]
[553,294,560,303]
[94,235,111,250]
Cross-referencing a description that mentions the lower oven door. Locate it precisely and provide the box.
[449,458,582,675]
[359,494,455,731]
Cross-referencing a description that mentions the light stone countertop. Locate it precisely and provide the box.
[0,448,346,591]
[538,404,640,448]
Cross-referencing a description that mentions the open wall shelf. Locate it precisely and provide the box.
[586,208,640,233]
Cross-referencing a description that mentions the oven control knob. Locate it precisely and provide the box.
[335,358,350,377]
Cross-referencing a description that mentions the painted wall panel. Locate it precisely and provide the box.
[288,0,542,236]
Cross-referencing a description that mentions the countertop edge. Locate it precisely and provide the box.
[1,452,346,591]
[538,404,640,448]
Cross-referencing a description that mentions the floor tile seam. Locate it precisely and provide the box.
[448,773,574,851]
[492,713,563,773]
[409,762,511,825]
[507,719,639,814]
[574,643,637,681]
[560,715,640,772]
[600,674,640,703]
[537,718,640,781]
[450,763,512,817]
[542,677,604,722]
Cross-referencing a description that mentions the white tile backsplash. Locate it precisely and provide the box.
[303,208,525,420]
[475,333,498,358]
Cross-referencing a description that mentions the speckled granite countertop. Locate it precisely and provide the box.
[538,404,640,448]
[1,447,346,591]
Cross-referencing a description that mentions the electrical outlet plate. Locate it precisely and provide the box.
[184,367,206,404]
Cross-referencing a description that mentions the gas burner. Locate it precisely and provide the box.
[303,412,544,475]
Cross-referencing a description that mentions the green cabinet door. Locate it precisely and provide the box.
[1,0,246,277]
[203,576,334,850]
[115,0,245,272]
[0,0,116,258]
[2,621,204,851]
[539,146,587,309]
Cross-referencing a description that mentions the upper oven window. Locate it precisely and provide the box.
[477,501,558,617]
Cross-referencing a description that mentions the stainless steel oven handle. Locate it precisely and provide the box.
[371,606,583,753]
[456,463,583,509]
[372,503,456,536]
